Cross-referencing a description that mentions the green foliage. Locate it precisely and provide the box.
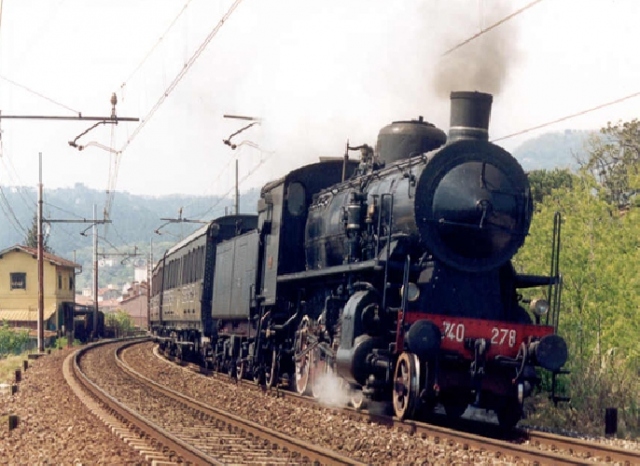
[105,310,134,337]
[516,176,640,371]
[24,214,53,253]
[528,168,576,206]
[0,321,30,357]
[516,122,640,434]
[52,337,81,349]
[580,120,640,207]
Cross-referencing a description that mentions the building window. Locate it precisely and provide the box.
[69,276,74,291]
[58,274,63,290]
[10,272,26,290]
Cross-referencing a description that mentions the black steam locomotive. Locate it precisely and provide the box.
[150,91,567,428]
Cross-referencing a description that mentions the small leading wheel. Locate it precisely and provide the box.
[349,386,367,410]
[236,359,245,381]
[294,317,313,395]
[393,352,421,420]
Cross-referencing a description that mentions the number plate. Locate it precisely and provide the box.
[401,312,555,358]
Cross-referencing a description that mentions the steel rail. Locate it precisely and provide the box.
[121,342,366,465]
[71,338,220,465]
[152,341,640,465]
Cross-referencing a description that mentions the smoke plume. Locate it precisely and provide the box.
[430,2,521,98]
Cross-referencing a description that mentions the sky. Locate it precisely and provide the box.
[1,0,640,212]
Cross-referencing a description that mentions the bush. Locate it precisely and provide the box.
[52,337,81,349]
[525,354,640,437]
[0,321,30,357]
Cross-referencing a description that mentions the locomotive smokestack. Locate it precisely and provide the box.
[448,91,493,142]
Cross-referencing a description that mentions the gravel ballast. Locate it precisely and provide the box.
[0,348,149,465]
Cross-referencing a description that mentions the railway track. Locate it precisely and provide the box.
[67,338,364,465]
[148,341,640,465]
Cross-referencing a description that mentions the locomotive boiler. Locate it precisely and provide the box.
[151,91,568,428]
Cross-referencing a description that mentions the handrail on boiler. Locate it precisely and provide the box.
[379,193,394,310]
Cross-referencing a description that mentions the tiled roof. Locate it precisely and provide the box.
[0,305,57,322]
[0,244,80,269]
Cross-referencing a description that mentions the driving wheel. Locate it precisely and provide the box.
[294,317,313,395]
[350,386,367,410]
[393,352,421,420]
[265,347,279,389]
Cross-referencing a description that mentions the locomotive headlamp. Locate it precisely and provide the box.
[530,298,549,317]
[401,283,420,302]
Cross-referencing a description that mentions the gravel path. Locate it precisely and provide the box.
[0,348,149,466]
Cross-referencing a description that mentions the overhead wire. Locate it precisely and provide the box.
[97,0,244,233]
[180,151,237,213]
[107,222,131,248]
[42,200,86,219]
[0,184,27,236]
[117,0,245,155]
[119,0,195,91]
[442,0,545,56]
[492,90,640,143]
[0,73,80,115]
[191,148,274,219]
[0,146,35,211]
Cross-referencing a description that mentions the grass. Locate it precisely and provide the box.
[0,353,27,385]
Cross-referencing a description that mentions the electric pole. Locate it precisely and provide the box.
[37,153,44,352]
[222,114,262,215]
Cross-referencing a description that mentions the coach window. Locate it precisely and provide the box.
[10,272,26,290]
[286,182,306,216]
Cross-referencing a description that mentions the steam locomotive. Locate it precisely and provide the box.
[150,91,568,428]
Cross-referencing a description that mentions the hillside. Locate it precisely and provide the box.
[0,184,260,291]
[510,129,594,171]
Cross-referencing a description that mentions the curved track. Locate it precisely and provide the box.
[66,338,364,465]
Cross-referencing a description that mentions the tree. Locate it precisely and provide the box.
[528,168,575,206]
[105,310,134,337]
[24,214,53,253]
[580,119,640,207]
[0,321,30,356]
